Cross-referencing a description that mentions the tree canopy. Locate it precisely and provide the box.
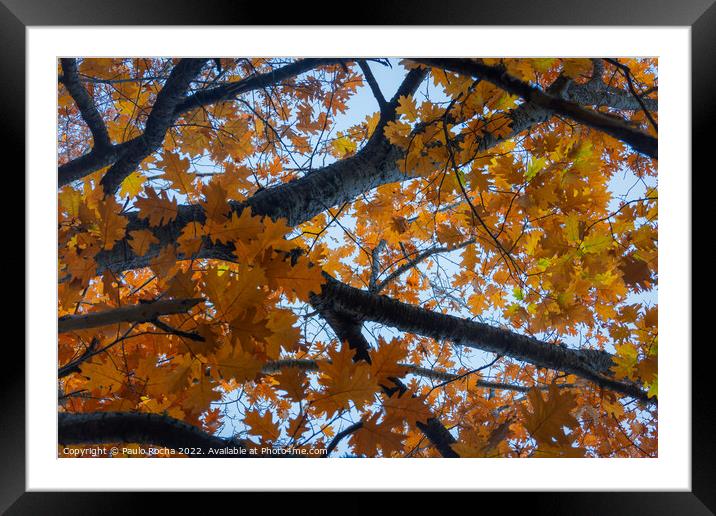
[57,57,658,458]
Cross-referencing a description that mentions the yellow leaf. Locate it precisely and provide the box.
[119,171,146,198]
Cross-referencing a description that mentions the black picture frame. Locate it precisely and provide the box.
[4,1,709,513]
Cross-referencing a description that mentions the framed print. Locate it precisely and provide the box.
[5,0,711,513]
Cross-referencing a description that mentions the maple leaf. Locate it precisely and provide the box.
[265,309,301,356]
[396,95,419,122]
[350,413,406,457]
[562,58,594,79]
[275,367,308,402]
[164,268,197,299]
[94,197,128,250]
[369,338,409,385]
[244,410,280,443]
[127,229,159,257]
[451,419,514,458]
[158,151,194,195]
[382,390,431,427]
[182,378,222,416]
[135,187,179,227]
[611,343,640,380]
[580,231,613,254]
[208,208,263,245]
[228,308,272,351]
[202,265,266,322]
[619,254,652,291]
[79,359,125,393]
[213,344,265,384]
[176,221,205,258]
[119,171,146,198]
[314,344,379,417]
[144,354,194,398]
[263,255,325,302]
[64,252,97,286]
[519,384,579,446]
[199,181,231,223]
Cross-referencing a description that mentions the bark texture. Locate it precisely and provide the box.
[58,298,204,333]
[414,58,658,159]
[314,274,651,404]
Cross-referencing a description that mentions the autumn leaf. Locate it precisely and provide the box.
[213,344,265,384]
[263,255,325,302]
[519,384,580,447]
[370,338,409,385]
[94,197,128,250]
[135,186,179,226]
[275,367,308,402]
[382,390,431,427]
[350,413,406,457]
[79,359,125,393]
[158,151,194,195]
[313,344,379,417]
[127,229,159,257]
[244,410,280,443]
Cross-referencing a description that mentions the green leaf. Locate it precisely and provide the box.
[525,157,547,181]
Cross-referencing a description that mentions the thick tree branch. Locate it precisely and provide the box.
[58,58,345,188]
[413,58,657,159]
[58,298,204,333]
[93,69,557,276]
[566,80,658,112]
[316,306,459,457]
[99,58,209,194]
[313,274,652,404]
[59,58,111,149]
[58,411,247,456]
[93,68,429,274]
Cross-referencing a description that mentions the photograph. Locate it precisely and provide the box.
[56,56,659,459]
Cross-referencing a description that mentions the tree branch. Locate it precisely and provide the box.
[260,358,553,393]
[412,58,657,159]
[316,306,459,457]
[99,58,209,194]
[92,68,429,275]
[357,59,387,110]
[58,298,204,333]
[59,58,111,149]
[376,239,475,293]
[58,58,345,188]
[58,411,247,456]
[313,274,652,404]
